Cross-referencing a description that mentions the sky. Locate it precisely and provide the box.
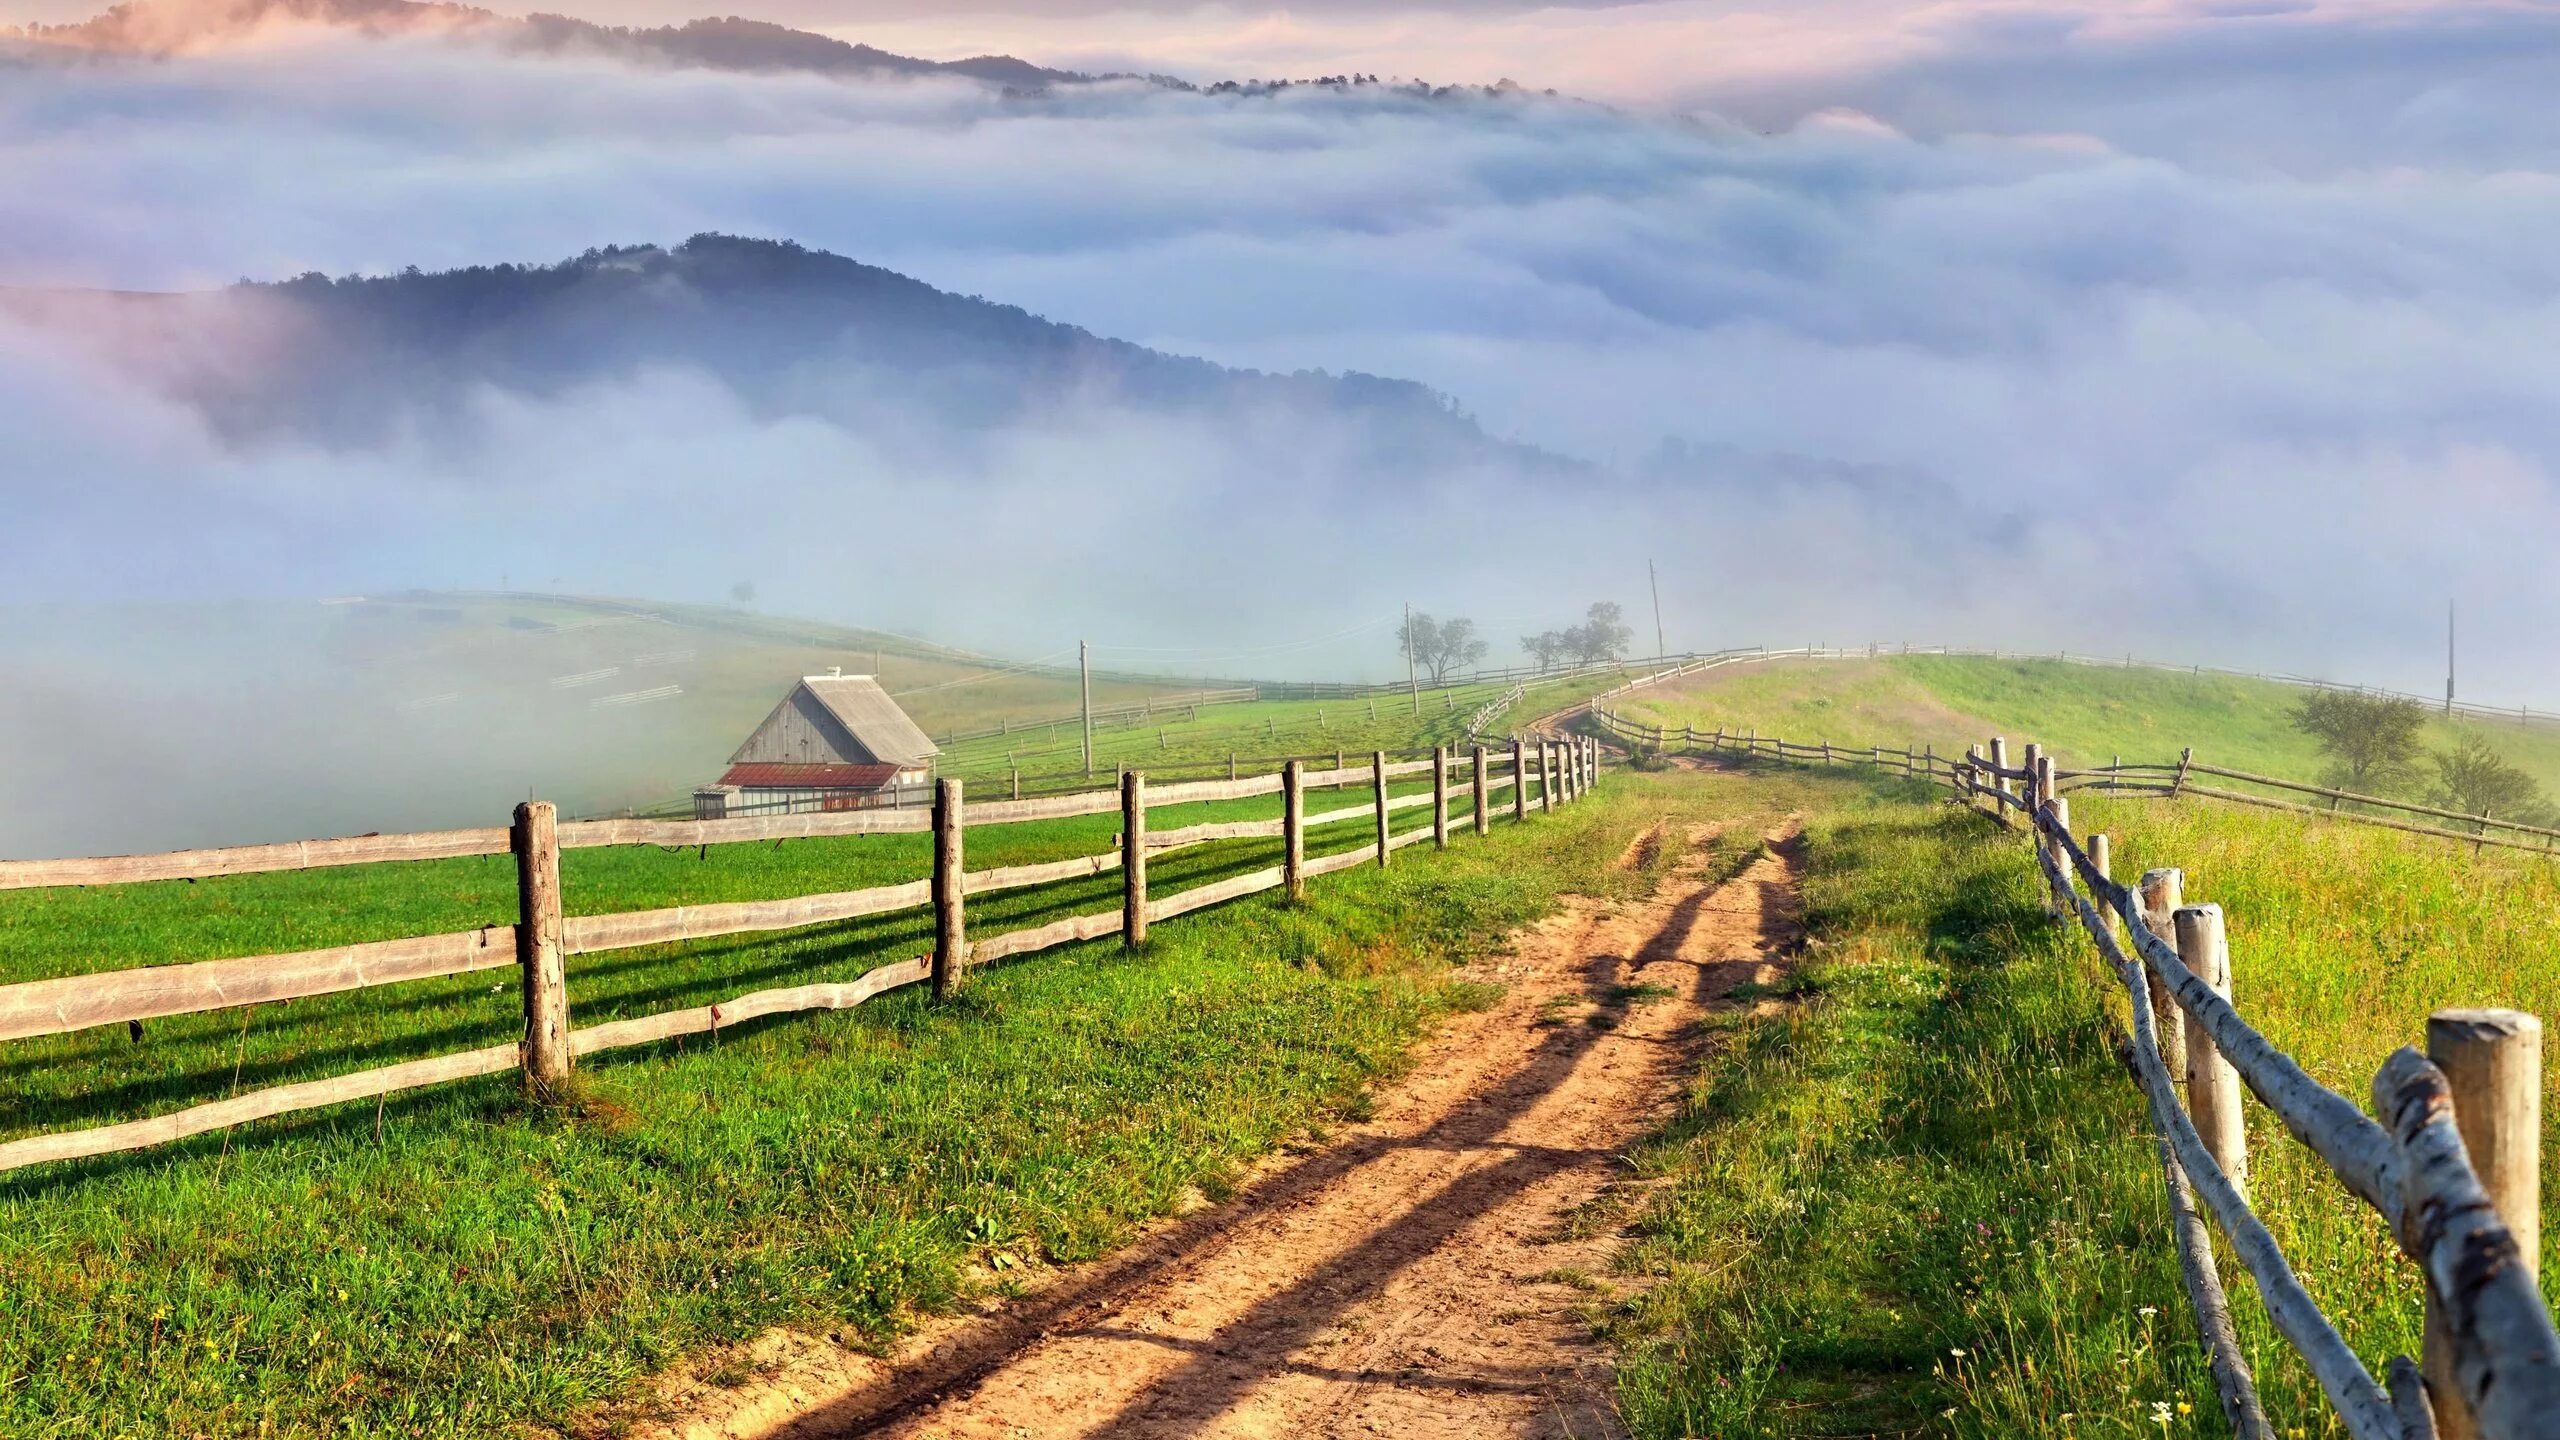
[3,0,2558,713]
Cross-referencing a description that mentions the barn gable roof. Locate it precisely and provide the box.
[728,673,939,768]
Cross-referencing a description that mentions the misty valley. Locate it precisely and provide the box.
[4,0,2559,1437]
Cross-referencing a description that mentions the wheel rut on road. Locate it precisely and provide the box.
[626,819,1806,1440]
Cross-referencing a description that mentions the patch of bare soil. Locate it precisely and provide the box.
[609,822,1806,1440]
[1613,821,1665,872]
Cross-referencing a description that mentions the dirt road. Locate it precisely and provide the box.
[637,819,1804,1440]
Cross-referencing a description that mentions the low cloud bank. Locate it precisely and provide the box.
[1,5,2556,740]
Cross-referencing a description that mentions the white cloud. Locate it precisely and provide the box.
[2,5,2557,708]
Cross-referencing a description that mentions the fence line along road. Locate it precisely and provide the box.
[1591,706,2560,1440]
[1594,700,2560,863]
[0,733,1607,1176]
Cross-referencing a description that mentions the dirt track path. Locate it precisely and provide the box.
[638,819,1804,1440]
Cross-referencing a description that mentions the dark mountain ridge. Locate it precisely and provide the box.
[3,235,1555,475]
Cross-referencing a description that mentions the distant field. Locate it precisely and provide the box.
[0,592,1267,857]
[1613,653,2560,796]
[932,674,1603,792]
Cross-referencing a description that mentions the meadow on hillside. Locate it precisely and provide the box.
[1616,655,2560,800]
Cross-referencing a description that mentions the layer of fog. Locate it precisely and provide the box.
[5,8,2560,849]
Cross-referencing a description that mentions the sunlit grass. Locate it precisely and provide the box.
[1616,654,2560,795]
[933,673,1610,790]
[1613,781,2222,1438]
[0,758,1692,1439]
[2074,792,2560,1422]
[1615,762,2560,1438]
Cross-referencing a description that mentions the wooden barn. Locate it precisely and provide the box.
[692,671,940,819]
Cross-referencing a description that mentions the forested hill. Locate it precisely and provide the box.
[7,0,1105,87]
[3,235,1542,470]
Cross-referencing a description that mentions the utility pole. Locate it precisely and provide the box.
[1081,639,1094,776]
[1648,559,1666,660]
[1404,602,1420,717]
[2446,598,2457,716]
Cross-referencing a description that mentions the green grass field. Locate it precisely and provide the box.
[20,642,2557,1440]
[930,673,1607,793]
[0,745,1620,1439]
[1614,654,2560,798]
[1602,753,2560,1438]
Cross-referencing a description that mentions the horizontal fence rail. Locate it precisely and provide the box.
[1590,703,2556,865]
[0,732,1610,1176]
[1591,705,2560,1440]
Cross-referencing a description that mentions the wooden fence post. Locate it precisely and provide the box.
[2089,832,2115,943]
[1372,750,1391,867]
[1990,737,2014,815]
[2174,904,2248,1197]
[2046,795,2071,921]
[1472,744,1490,836]
[1512,739,1529,822]
[1561,738,1577,805]
[2420,1009,2543,1440]
[512,800,570,1094]
[2139,869,2189,1080]
[1586,735,1598,788]
[2034,750,2061,916]
[1542,741,1558,813]
[1432,746,1450,849]
[1284,759,1306,900]
[936,773,962,999]
[1122,769,1148,950]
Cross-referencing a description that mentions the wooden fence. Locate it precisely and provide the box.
[1592,707,2560,1440]
[0,735,1604,1175]
[1464,682,1527,740]
[1594,703,2558,864]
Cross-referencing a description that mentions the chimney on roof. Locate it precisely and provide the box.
[829,666,843,677]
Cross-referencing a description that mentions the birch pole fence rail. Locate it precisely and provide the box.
[0,735,1611,1177]
[1588,706,2560,1440]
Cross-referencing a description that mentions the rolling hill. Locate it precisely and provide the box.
[1,234,1532,471]
[1611,652,2560,801]
[0,592,1243,860]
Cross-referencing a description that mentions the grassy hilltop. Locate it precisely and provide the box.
[1612,653,2560,795]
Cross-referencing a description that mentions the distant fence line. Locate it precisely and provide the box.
[0,732,1604,1175]
[1465,682,1527,740]
[1594,705,2560,863]
[1591,707,2560,1440]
